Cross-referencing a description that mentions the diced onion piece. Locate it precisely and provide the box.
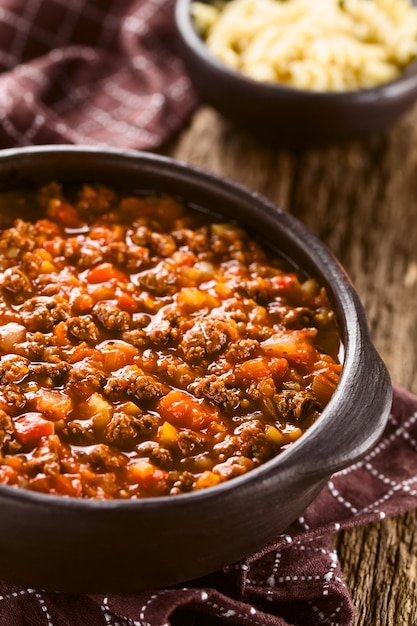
[35,389,73,421]
[0,323,27,352]
[82,392,113,429]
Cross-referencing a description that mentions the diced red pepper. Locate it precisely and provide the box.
[271,274,298,292]
[14,413,55,445]
[158,390,218,430]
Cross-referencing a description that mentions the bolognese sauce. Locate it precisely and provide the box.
[0,183,342,499]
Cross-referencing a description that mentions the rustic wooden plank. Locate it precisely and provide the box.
[166,105,417,625]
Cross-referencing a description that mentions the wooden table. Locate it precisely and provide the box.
[162,105,417,625]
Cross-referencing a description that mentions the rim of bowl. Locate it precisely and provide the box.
[175,0,417,102]
[0,144,392,511]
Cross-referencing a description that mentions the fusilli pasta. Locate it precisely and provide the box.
[191,0,417,91]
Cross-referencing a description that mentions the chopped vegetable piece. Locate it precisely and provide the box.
[14,413,55,445]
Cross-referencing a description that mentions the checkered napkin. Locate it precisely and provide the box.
[0,0,197,149]
[0,384,416,626]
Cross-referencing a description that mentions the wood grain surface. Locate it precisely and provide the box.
[162,106,417,626]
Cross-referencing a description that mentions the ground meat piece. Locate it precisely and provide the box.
[245,322,275,341]
[136,441,173,469]
[24,435,61,476]
[267,303,314,328]
[169,470,195,495]
[76,184,116,218]
[77,243,103,269]
[22,296,71,332]
[61,421,96,446]
[0,383,26,412]
[103,365,167,402]
[104,412,160,448]
[67,316,99,343]
[147,319,180,346]
[275,390,322,424]
[138,265,177,296]
[234,420,272,462]
[0,409,15,449]
[177,430,207,456]
[0,267,32,303]
[106,242,150,272]
[224,339,259,362]
[105,241,128,265]
[172,226,211,255]
[93,301,131,331]
[149,232,177,257]
[238,277,272,301]
[155,355,196,388]
[213,435,238,462]
[180,318,230,363]
[103,413,137,447]
[0,220,36,258]
[30,359,71,386]
[0,355,30,384]
[130,225,152,246]
[120,329,148,348]
[80,443,126,471]
[34,275,61,296]
[67,360,106,391]
[188,375,240,409]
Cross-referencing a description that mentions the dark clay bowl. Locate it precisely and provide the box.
[0,145,391,593]
[175,0,417,145]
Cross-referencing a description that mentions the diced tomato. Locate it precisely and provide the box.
[34,389,73,421]
[14,413,55,445]
[235,358,270,380]
[47,200,83,229]
[87,263,127,284]
[128,460,168,490]
[99,340,139,372]
[117,292,138,313]
[89,225,124,243]
[72,293,95,314]
[52,474,83,497]
[158,390,218,430]
[67,346,101,364]
[271,274,299,293]
[88,283,116,300]
[53,321,68,346]
[269,357,289,381]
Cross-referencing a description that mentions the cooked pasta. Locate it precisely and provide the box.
[191,0,417,91]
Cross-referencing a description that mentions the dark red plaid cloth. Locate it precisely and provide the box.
[0,384,415,626]
[0,0,197,149]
